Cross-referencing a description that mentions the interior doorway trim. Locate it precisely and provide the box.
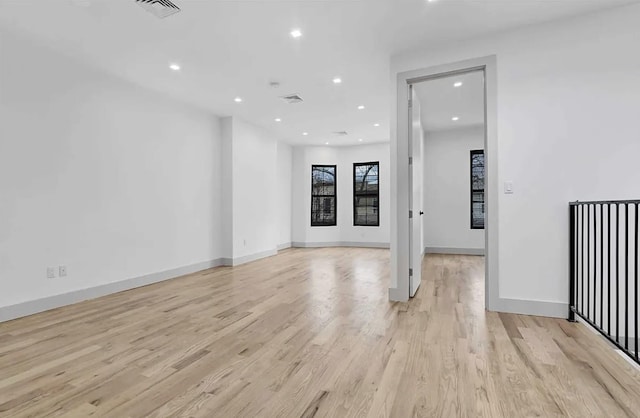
[390,55,499,312]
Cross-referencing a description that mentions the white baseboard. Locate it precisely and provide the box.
[228,249,278,266]
[495,298,567,318]
[387,288,567,318]
[389,287,408,302]
[292,241,390,249]
[0,258,225,323]
[616,349,640,371]
[425,247,485,256]
[277,242,292,251]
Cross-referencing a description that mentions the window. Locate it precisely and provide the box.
[311,165,337,226]
[353,162,380,226]
[470,150,485,229]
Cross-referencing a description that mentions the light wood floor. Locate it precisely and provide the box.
[2,249,640,417]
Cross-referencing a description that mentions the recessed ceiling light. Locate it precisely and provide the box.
[234,97,243,103]
[454,81,463,87]
[427,0,437,3]
[302,132,308,136]
[169,63,181,71]
[452,116,460,121]
[290,29,302,38]
[373,123,380,127]
[357,105,365,110]
[274,118,282,122]
[359,138,363,142]
[325,142,329,145]
[333,77,342,84]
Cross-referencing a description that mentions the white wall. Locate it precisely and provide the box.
[220,117,291,263]
[0,29,223,310]
[423,126,485,251]
[0,30,294,318]
[391,3,640,313]
[292,143,390,246]
[230,119,279,260]
[277,142,293,248]
[221,118,234,259]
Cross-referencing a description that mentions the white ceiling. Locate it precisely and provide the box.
[0,0,636,146]
[414,71,485,132]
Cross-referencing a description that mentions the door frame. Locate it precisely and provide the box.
[390,55,498,311]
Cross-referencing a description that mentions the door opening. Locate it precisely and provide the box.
[409,70,487,298]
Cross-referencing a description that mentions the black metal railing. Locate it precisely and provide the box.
[569,200,639,366]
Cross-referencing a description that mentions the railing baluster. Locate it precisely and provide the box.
[617,203,620,344]
[626,203,629,351]
[600,203,604,328]
[587,204,591,321]
[569,205,576,321]
[581,204,585,315]
[593,203,597,323]
[633,203,640,360]
[608,203,611,335]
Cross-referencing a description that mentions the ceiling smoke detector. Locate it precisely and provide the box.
[279,94,304,104]
[135,0,181,19]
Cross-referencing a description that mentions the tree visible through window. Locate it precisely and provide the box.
[470,150,485,229]
[311,165,337,226]
[353,162,379,226]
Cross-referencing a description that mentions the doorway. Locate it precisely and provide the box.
[392,56,498,310]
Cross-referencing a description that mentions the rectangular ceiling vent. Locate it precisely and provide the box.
[280,94,304,104]
[135,0,181,19]
[333,131,348,136]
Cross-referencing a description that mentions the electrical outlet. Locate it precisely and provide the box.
[47,267,56,279]
[59,265,67,277]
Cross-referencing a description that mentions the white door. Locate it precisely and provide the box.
[409,86,423,297]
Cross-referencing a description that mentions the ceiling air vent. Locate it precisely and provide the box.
[280,94,304,104]
[135,0,181,19]
[333,131,348,137]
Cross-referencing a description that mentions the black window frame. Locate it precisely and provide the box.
[311,165,337,227]
[353,161,380,227]
[470,150,485,230]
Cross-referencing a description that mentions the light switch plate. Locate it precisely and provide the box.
[504,181,514,194]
